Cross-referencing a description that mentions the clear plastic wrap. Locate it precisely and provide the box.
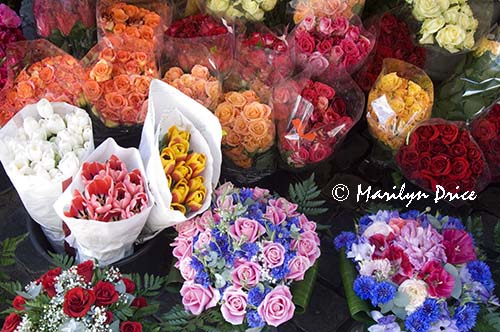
[204,0,281,22]
[367,58,433,151]
[34,0,96,37]
[396,119,491,194]
[289,0,365,24]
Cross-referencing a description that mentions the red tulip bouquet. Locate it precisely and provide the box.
[54,138,153,266]
[1,259,165,332]
[396,119,491,195]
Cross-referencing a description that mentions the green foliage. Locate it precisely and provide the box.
[49,253,75,270]
[0,281,22,297]
[47,21,97,60]
[0,233,27,267]
[475,311,500,332]
[465,215,484,248]
[127,273,167,297]
[160,305,243,332]
[288,173,328,216]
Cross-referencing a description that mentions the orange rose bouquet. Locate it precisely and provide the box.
[215,89,277,183]
[290,0,365,23]
[0,40,84,127]
[162,64,222,111]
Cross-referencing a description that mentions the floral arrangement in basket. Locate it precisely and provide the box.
[335,209,499,332]
[170,182,321,330]
[0,257,165,332]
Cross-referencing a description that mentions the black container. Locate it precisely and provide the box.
[0,163,13,195]
[28,217,172,276]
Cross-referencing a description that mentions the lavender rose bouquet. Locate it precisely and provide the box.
[169,182,321,330]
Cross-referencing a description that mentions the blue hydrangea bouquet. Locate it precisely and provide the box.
[335,209,499,332]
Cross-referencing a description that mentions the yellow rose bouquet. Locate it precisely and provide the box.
[367,58,433,150]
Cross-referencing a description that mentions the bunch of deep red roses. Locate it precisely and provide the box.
[355,13,426,92]
[0,4,24,90]
[1,260,163,332]
[165,13,228,38]
[470,103,500,181]
[396,121,489,194]
[279,79,353,168]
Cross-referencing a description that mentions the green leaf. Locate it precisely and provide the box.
[291,261,318,314]
[165,266,184,293]
[49,253,75,270]
[475,311,500,332]
[288,173,328,216]
[339,249,373,323]
[444,264,462,299]
[465,215,484,248]
[0,281,23,297]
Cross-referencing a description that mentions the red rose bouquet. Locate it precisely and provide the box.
[1,259,165,332]
[0,40,84,127]
[291,15,374,75]
[396,120,491,195]
[470,102,500,181]
[0,3,24,90]
[354,13,427,93]
[164,14,233,77]
[274,70,364,169]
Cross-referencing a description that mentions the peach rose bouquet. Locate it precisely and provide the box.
[290,0,365,23]
[162,65,222,111]
[0,40,84,127]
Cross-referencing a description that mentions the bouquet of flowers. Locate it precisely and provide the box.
[275,71,364,169]
[354,13,427,93]
[396,119,490,195]
[0,40,84,126]
[470,102,500,182]
[164,13,233,77]
[1,259,164,332]
[335,209,499,332]
[0,99,93,252]
[205,0,280,21]
[54,138,153,265]
[367,58,433,150]
[291,15,375,75]
[0,3,24,90]
[81,41,158,128]
[140,79,220,237]
[290,0,365,23]
[162,65,222,111]
[171,182,320,329]
[434,29,500,121]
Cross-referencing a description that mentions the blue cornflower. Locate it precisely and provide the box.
[271,265,290,281]
[287,216,299,228]
[454,303,480,332]
[359,215,373,227]
[194,270,211,288]
[248,287,270,307]
[400,210,420,220]
[190,256,204,272]
[370,281,396,307]
[236,243,259,260]
[334,232,357,251]
[467,261,495,293]
[353,276,376,301]
[239,188,253,202]
[275,227,292,245]
[231,193,239,203]
[442,216,465,230]
[405,310,431,332]
[419,298,440,323]
[247,310,265,328]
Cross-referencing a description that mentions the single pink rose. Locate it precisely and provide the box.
[302,15,316,32]
[292,231,321,264]
[194,230,212,250]
[346,26,361,41]
[252,187,270,200]
[171,237,193,267]
[443,229,477,264]
[269,197,298,215]
[340,39,360,58]
[290,148,309,166]
[319,17,334,35]
[332,16,349,35]
[220,286,248,325]
[231,259,262,288]
[286,255,311,281]
[330,45,345,63]
[298,214,317,232]
[175,220,199,238]
[180,281,220,316]
[257,285,295,327]
[217,193,234,210]
[309,143,332,163]
[306,52,329,75]
[179,257,196,281]
[264,206,287,225]
[358,36,373,55]
[229,217,266,243]
[196,211,213,231]
[263,242,286,268]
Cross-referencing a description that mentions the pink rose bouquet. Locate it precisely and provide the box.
[336,210,498,332]
[171,182,320,329]
[291,15,374,75]
[0,4,24,90]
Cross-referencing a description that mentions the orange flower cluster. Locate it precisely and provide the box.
[160,126,207,214]
[0,55,84,126]
[82,46,157,127]
[162,65,221,111]
[99,2,162,51]
[215,90,275,168]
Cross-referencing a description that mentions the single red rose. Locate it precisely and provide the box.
[417,152,432,169]
[416,140,430,152]
[449,157,470,180]
[131,296,148,308]
[470,159,485,176]
[397,149,419,170]
[439,124,460,144]
[461,178,476,191]
[323,109,341,123]
[309,143,332,163]
[1,313,21,332]
[295,32,316,54]
[317,39,333,55]
[472,118,496,141]
[450,143,467,157]
[332,97,347,115]
[443,229,477,264]
[467,147,482,161]
[430,155,452,176]
[380,14,399,34]
[122,277,136,294]
[40,267,62,297]
[105,311,114,324]
[12,296,26,311]
[94,281,119,306]
[419,261,454,298]
[76,261,94,284]
[313,81,335,99]
[430,141,448,154]
[442,179,461,194]
[120,321,143,332]
[301,88,318,104]
[416,125,439,141]
[459,131,471,144]
[63,287,96,318]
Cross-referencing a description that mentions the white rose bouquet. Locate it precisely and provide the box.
[206,0,279,21]
[0,99,94,252]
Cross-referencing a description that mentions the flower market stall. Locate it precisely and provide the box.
[0,0,500,332]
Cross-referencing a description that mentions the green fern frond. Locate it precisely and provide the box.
[465,216,484,247]
[288,173,328,216]
[476,311,500,332]
[0,233,27,269]
[0,281,22,296]
[48,253,75,270]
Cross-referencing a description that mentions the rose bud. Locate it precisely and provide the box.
[188,176,205,192]
[186,189,206,212]
[168,139,189,161]
[186,153,206,177]
[166,174,173,188]
[160,147,176,175]
[167,125,190,142]
[172,161,193,182]
[171,202,187,214]
[171,178,190,204]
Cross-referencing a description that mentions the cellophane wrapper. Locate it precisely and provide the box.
[289,0,365,24]
[367,58,434,151]
[469,100,500,182]
[396,119,491,195]
[53,138,154,266]
[0,40,85,127]
[434,28,500,121]
[274,69,364,169]
[34,0,96,37]
[80,38,159,128]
